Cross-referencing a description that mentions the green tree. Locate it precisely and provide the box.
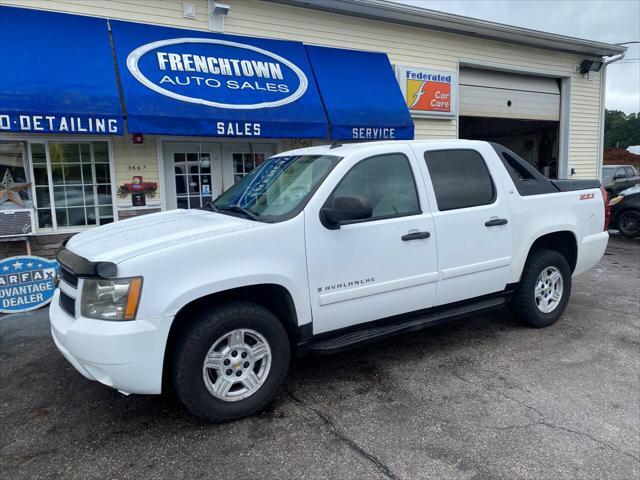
[604,110,640,148]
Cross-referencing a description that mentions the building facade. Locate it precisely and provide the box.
[0,0,625,258]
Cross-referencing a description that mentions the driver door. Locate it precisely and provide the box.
[304,146,439,334]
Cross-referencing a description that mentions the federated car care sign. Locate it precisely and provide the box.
[396,65,457,118]
[0,256,59,313]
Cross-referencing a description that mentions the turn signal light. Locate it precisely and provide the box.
[124,277,143,320]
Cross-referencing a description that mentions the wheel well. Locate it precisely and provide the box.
[162,284,298,390]
[528,231,578,273]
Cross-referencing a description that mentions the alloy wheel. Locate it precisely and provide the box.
[202,328,272,402]
[534,266,564,314]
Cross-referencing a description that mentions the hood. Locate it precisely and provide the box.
[65,209,262,263]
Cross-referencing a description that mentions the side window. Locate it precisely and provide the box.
[424,149,495,211]
[615,168,625,178]
[624,167,635,178]
[329,153,420,220]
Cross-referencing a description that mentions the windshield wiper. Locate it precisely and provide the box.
[216,205,261,221]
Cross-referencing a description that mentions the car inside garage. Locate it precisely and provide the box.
[459,67,561,178]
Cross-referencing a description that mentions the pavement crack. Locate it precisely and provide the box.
[286,389,401,480]
[537,422,640,464]
[2,448,59,466]
[450,370,640,465]
[449,369,545,419]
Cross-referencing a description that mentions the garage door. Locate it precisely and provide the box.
[460,68,560,121]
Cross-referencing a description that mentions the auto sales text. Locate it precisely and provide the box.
[155,52,290,93]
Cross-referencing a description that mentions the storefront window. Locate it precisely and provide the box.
[233,153,266,183]
[174,152,212,209]
[32,141,114,229]
[0,141,32,210]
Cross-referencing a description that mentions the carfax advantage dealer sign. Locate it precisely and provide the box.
[0,256,59,313]
[396,65,457,118]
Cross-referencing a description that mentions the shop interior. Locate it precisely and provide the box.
[459,117,560,178]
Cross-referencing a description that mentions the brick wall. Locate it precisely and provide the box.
[0,233,73,260]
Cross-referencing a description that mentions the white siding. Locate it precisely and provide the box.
[0,0,603,177]
[0,0,211,29]
[112,135,161,209]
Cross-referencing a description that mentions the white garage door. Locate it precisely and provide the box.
[460,68,560,121]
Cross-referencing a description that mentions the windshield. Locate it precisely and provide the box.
[213,154,342,221]
[602,167,615,179]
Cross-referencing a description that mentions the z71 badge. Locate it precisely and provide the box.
[579,193,595,200]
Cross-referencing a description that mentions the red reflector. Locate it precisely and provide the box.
[600,187,611,231]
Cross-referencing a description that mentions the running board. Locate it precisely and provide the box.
[307,297,506,355]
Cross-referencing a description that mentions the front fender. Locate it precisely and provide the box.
[165,273,305,321]
[116,215,312,327]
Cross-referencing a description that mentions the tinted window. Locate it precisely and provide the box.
[624,167,636,177]
[424,149,495,211]
[615,168,626,178]
[330,153,420,220]
[602,167,614,179]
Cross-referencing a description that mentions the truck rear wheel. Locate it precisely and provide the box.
[510,249,571,328]
[172,302,290,422]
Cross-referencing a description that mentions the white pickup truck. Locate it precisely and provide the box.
[51,140,609,422]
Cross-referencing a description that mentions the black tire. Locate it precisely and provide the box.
[510,249,572,328]
[171,302,290,423]
[617,209,640,237]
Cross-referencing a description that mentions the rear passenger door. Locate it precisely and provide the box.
[415,146,513,306]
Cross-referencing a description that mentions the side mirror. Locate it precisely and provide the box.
[321,195,372,228]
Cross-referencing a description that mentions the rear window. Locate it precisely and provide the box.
[624,167,636,177]
[424,149,495,211]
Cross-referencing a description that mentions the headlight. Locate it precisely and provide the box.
[81,277,143,321]
[609,196,623,206]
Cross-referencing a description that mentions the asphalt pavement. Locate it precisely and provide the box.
[1,236,639,480]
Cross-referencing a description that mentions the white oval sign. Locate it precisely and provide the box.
[126,37,309,110]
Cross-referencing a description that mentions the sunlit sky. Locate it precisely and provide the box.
[393,0,640,113]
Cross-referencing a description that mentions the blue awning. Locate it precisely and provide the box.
[0,7,123,135]
[110,20,328,138]
[305,46,414,141]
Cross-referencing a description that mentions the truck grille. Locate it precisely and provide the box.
[58,264,78,287]
[59,291,76,317]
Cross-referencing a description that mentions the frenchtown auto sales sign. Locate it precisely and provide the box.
[0,256,59,313]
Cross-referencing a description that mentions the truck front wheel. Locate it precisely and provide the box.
[172,302,290,422]
[510,249,572,328]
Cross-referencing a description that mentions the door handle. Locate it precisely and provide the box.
[485,218,508,227]
[402,231,431,241]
